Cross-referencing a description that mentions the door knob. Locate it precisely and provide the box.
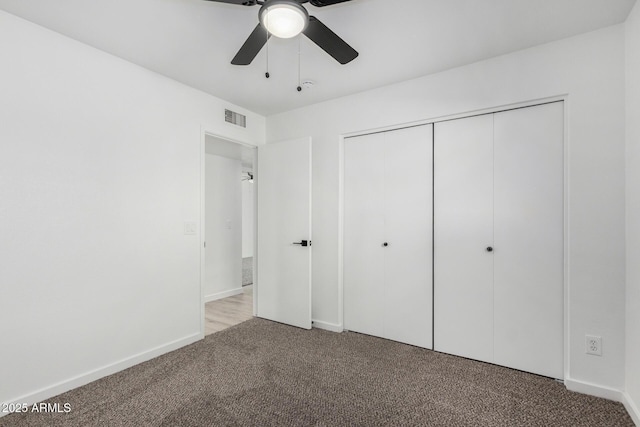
[293,240,310,247]
[486,246,493,252]
[382,242,389,247]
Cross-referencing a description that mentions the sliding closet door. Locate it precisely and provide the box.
[344,133,386,338]
[434,115,494,363]
[384,125,433,348]
[493,102,564,379]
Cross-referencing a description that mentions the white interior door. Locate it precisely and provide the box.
[257,137,312,329]
[434,115,495,363]
[493,102,564,379]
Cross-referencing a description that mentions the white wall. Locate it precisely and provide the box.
[205,154,242,301]
[242,180,254,258]
[0,10,264,408]
[267,25,627,393]
[625,1,640,422]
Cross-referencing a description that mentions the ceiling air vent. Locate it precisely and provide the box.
[225,109,246,128]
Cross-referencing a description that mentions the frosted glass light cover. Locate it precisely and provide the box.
[261,4,307,38]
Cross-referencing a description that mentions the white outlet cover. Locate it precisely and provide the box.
[585,335,602,356]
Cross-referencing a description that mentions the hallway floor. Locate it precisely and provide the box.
[204,285,253,335]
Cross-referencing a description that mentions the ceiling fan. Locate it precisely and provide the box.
[205,0,358,66]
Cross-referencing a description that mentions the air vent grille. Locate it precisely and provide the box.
[225,109,246,128]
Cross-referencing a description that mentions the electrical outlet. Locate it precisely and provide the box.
[585,335,602,356]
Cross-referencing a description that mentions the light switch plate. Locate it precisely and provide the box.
[183,221,197,235]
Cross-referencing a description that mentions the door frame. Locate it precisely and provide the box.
[199,128,259,337]
[339,94,569,379]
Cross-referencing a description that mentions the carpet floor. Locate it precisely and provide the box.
[1,318,633,426]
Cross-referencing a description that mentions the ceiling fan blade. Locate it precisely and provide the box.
[203,0,258,5]
[309,0,353,6]
[303,16,358,64]
[231,23,270,65]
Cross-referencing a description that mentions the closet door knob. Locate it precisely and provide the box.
[383,242,389,247]
[486,246,493,252]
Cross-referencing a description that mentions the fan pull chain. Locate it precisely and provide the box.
[265,16,270,78]
[297,36,302,92]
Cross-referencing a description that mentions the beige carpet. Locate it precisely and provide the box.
[1,318,633,426]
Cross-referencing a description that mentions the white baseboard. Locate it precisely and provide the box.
[204,287,243,303]
[554,378,639,424]
[312,319,343,333]
[0,333,202,418]
[564,377,624,401]
[622,391,640,426]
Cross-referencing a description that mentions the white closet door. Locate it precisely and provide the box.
[384,125,433,348]
[344,126,433,349]
[434,114,494,363]
[344,132,386,338]
[493,102,564,379]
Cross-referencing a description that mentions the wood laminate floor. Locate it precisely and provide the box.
[204,285,254,335]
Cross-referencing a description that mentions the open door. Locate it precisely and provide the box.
[256,137,312,329]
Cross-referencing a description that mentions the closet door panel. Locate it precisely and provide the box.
[384,125,433,348]
[344,133,386,337]
[493,102,564,379]
[434,115,494,363]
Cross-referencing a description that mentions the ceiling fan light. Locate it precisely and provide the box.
[260,2,308,39]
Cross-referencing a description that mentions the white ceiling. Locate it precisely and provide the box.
[0,0,635,116]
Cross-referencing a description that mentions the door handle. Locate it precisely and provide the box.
[382,242,389,247]
[293,240,311,247]
[486,246,493,252]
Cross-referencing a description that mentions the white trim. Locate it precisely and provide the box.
[308,138,314,330]
[621,391,640,426]
[0,333,202,418]
[200,125,260,149]
[204,288,244,303]
[564,379,640,422]
[341,95,568,140]
[200,127,206,339]
[564,378,624,402]
[562,98,571,382]
[312,320,343,333]
[338,135,345,329]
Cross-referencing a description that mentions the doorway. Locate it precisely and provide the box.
[201,133,256,335]
[241,168,254,288]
